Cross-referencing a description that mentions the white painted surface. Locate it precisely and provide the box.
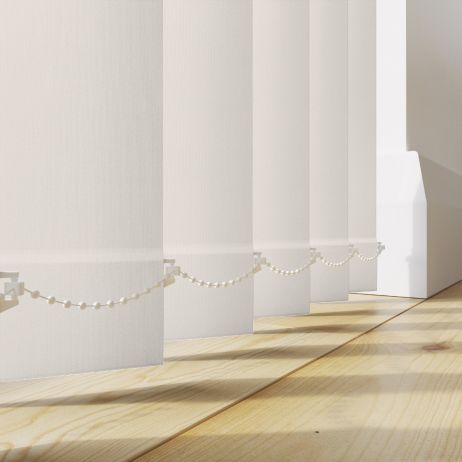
[377,0,462,297]
[348,0,377,292]
[419,158,462,296]
[253,0,310,316]
[309,0,349,302]
[407,0,462,295]
[375,0,428,298]
[163,0,253,339]
[376,153,427,298]
[0,0,164,379]
[377,0,406,155]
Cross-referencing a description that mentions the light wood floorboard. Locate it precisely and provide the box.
[140,283,462,462]
[0,294,419,462]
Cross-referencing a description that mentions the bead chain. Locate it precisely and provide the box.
[22,274,169,310]
[178,268,256,288]
[265,253,318,276]
[16,243,384,310]
[356,246,385,262]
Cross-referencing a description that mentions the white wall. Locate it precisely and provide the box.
[348,0,377,292]
[309,0,349,302]
[377,0,407,154]
[407,0,462,294]
[377,0,462,297]
[253,0,310,316]
[0,0,164,379]
[163,0,254,339]
[375,0,428,298]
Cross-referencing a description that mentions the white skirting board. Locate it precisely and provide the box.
[377,152,462,298]
[419,158,462,296]
[376,153,427,298]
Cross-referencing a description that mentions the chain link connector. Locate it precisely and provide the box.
[309,248,322,261]
[163,259,181,288]
[253,252,268,273]
[0,272,24,313]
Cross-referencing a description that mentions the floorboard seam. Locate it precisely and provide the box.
[130,294,437,461]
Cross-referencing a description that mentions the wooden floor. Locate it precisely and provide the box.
[0,289,440,462]
[140,282,462,462]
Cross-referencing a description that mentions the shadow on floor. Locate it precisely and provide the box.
[1,365,461,409]
[2,426,461,462]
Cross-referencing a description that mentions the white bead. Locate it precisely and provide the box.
[145,287,152,294]
[228,280,235,286]
[197,280,205,286]
[131,293,140,300]
[47,296,56,305]
[31,290,40,299]
[107,300,114,308]
[78,302,87,310]
[63,300,72,308]
[120,296,128,304]
[92,302,101,310]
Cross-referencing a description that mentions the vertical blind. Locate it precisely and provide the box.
[0,0,377,379]
[253,0,310,317]
[309,0,349,303]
